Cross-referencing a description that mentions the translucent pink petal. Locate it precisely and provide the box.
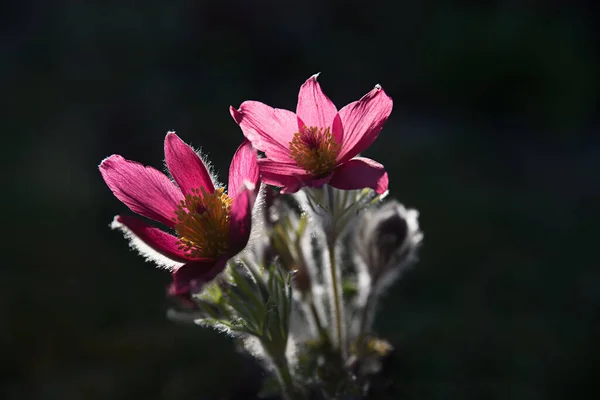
[100,155,183,227]
[164,132,215,196]
[258,158,309,193]
[296,74,338,130]
[307,174,333,188]
[230,103,297,163]
[258,158,306,175]
[228,140,259,198]
[228,187,255,254]
[331,113,344,146]
[112,215,208,265]
[260,171,306,194]
[337,85,393,162]
[169,257,228,297]
[329,157,389,194]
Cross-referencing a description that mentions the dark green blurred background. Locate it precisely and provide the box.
[3,1,599,399]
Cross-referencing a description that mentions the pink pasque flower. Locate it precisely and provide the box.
[230,74,392,194]
[99,132,259,297]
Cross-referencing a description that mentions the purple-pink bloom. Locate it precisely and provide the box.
[230,74,392,194]
[99,132,259,298]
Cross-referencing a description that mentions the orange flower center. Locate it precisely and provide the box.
[174,187,232,259]
[289,126,341,177]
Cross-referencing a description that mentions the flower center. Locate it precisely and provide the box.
[174,187,232,259]
[289,126,341,177]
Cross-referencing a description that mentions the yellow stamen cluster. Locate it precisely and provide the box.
[289,126,341,177]
[174,187,232,259]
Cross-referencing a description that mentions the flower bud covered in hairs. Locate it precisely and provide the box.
[269,211,312,295]
[355,200,423,290]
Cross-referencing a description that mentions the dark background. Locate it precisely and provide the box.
[3,1,599,399]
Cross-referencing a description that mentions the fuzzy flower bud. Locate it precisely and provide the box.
[270,212,312,295]
[355,200,423,290]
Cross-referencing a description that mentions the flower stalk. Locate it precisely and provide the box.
[326,212,350,361]
[268,351,303,400]
[328,234,345,357]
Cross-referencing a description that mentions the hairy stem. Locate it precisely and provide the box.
[325,185,346,359]
[328,238,345,357]
[271,354,304,400]
[356,290,377,359]
[309,299,326,339]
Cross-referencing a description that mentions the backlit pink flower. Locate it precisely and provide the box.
[99,132,259,297]
[230,74,392,194]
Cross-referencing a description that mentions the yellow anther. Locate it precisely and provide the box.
[174,187,232,259]
[289,126,340,177]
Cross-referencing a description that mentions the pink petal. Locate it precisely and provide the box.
[331,113,344,146]
[260,171,305,194]
[228,140,259,198]
[228,186,255,253]
[296,73,338,131]
[169,257,228,297]
[258,158,310,193]
[100,155,183,227]
[306,174,333,188]
[337,85,393,163]
[230,102,297,163]
[258,158,306,175]
[111,215,209,266]
[329,157,389,194]
[164,132,215,196]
